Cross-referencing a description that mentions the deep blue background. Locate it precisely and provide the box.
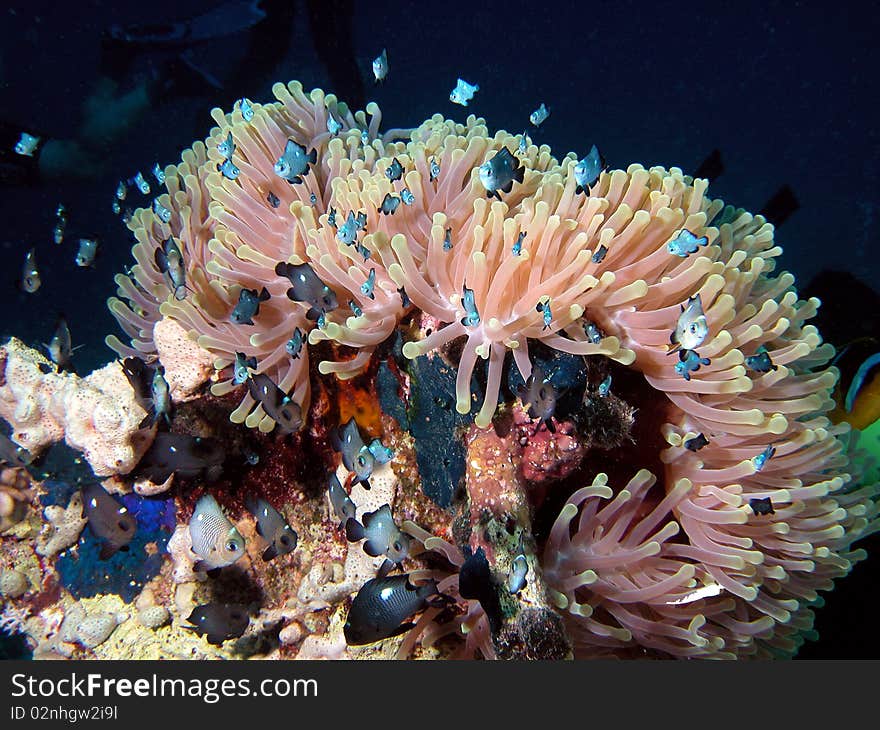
[0,0,877,657]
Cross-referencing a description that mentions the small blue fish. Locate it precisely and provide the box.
[274,139,317,184]
[218,158,240,180]
[53,205,67,244]
[327,207,338,229]
[429,157,440,182]
[336,210,367,245]
[310,193,317,205]
[217,131,235,160]
[519,365,556,433]
[583,320,603,344]
[745,346,778,373]
[518,132,530,155]
[75,238,99,268]
[275,261,339,321]
[684,433,709,452]
[675,348,711,381]
[536,299,552,330]
[667,229,709,257]
[285,327,304,359]
[461,284,480,327]
[132,171,151,194]
[349,299,363,317]
[372,48,389,82]
[115,182,127,201]
[247,373,303,433]
[750,497,774,515]
[385,157,403,182]
[14,132,40,157]
[112,200,121,215]
[401,188,414,205]
[316,310,327,328]
[529,102,550,127]
[367,439,394,465]
[230,286,270,325]
[379,193,401,216]
[443,227,453,251]
[152,163,166,185]
[512,231,525,256]
[753,445,776,472]
[357,243,372,261]
[574,145,605,193]
[450,78,479,106]
[361,129,370,146]
[327,114,342,136]
[153,198,171,223]
[598,374,612,397]
[232,352,257,385]
[267,191,280,208]
[237,97,254,122]
[328,473,356,528]
[361,268,377,300]
[591,244,607,264]
[479,147,524,201]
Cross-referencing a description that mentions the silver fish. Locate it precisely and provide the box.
[327,114,342,135]
[217,131,235,160]
[670,294,709,352]
[372,48,388,82]
[336,210,367,245]
[45,317,75,372]
[529,102,550,127]
[133,171,151,194]
[152,163,166,185]
[149,365,172,425]
[237,98,254,121]
[14,132,40,156]
[153,198,171,223]
[189,494,246,572]
[574,145,606,193]
[246,496,297,561]
[75,238,99,267]
[450,78,479,106]
[285,327,305,359]
[20,248,40,293]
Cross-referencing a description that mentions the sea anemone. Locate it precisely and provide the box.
[103,81,879,658]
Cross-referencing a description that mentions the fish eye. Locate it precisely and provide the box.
[118,521,131,531]
[393,541,402,552]
[690,324,698,333]
[357,455,367,467]
[226,541,239,552]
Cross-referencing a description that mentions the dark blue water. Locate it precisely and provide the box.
[0,0,877,658]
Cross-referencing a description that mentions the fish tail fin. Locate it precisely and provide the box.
[258,286,270,301]
[514,164,525,184]
[344,518,365,542]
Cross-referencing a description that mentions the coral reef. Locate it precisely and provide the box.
[0,79,877,660]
